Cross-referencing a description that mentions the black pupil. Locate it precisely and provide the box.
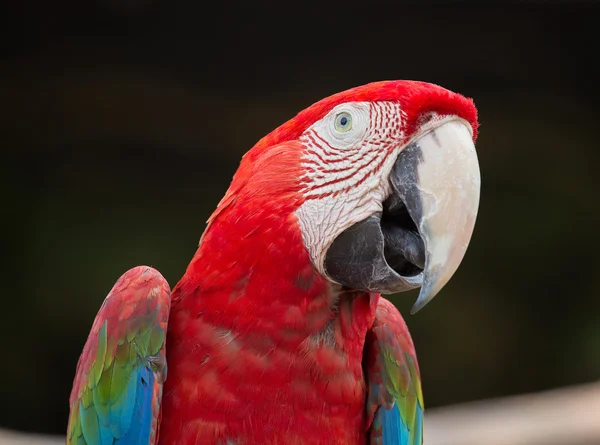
[340,116,348,126]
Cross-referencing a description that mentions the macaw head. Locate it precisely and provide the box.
[212,80,480,313]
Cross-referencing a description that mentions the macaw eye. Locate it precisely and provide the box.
[334,112,352,133]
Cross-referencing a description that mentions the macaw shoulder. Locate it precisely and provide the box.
[67,266,171,445]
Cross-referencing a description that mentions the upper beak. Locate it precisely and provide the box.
[392,119,481,313]
[324,119,480,313]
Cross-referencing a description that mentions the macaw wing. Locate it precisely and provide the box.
[67,266,171,445]
[365,298,424,445]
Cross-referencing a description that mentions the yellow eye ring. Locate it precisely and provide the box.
[334,112,352,132]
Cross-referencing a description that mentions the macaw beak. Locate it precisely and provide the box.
[324,119,481,313]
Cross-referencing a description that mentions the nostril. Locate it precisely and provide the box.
[420,112,434,126]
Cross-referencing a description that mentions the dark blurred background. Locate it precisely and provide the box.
[2,0,599,437]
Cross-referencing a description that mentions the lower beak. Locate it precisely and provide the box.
[324,119,480,313]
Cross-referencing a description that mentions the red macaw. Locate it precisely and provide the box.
[66,80,480,445]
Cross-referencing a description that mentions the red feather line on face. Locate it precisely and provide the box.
[299,101,400,200]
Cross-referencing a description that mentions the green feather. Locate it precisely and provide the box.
[133,324,153,357]
[148,325,165,356]
[88,322,107,390]
[407,355,424,406]
[103,332,118,372]
[79,400,101,444]
[92,362,113,426]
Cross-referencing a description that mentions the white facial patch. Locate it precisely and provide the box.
[295,101,405,277]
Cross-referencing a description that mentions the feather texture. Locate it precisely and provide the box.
[67,266,171,445]
[366,298,424,445]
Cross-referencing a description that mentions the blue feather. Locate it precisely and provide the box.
[381,402,407,445]
[378,401,424,445]
[413,404,423,445]
[114,365,154,445]
[108,365,138,438]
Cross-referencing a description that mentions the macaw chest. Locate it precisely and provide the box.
[159,310,370,445]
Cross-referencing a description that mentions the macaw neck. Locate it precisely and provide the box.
[172,195,377,355]
[161,194,380,444]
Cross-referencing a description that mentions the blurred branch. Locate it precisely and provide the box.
[425,381,600,445]
[0,429,62,445]
[3,381,599,445]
